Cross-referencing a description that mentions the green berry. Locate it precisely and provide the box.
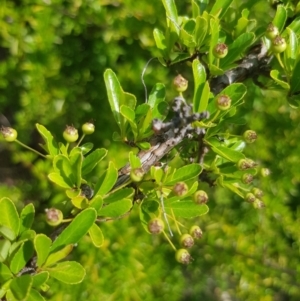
[252,188,264,199]
[245,192,256,203]
[130,167,145,182]
[237,158,256,170]
[173,74,188,92]
[63,125,79,142]
[253,198,265,209]
[260,168,271,177]
[193,190,208,204]
[148,218,164,234]
[175,249,192,264]
[265,23,279,40]
[213,43,228,58]
[243,130,257,143]
[45,208,63,226]
[189,225,203,239]
[1,126,18,142]
[216,94,231,111]
[173,182,188,196]
[272,35,287,53]
[241,173,254,184]
[180,234,194,248]
[82,122,95,135]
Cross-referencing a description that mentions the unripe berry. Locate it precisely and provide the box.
[175,248,192,264]
[189,225,203,239]
[272,35,287,53]
[193,190,209,204]
[243,130,257,143]
[63,125,79,142]
[147,218,164,234]
[130,167,145,182]
[260,168,271,177]
[216,94,231,111]
[1,126,18,142]
[180,234,194,248]
[237,158,256,170]
[173,74,188,92]
[241,173,254,184]
[265,23,279,40]
[245,192,256,203]
[45,208,63,226]
[213,43,228,58]
[253,198,265,209]
[252,188,264,199]
[82,122,95,135]
[173,182,188,196]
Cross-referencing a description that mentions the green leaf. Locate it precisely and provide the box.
[0,240,11,262]
[48,173,72,189]
[10,275,32,301]
[69,148,83,188]
[210,0,233,19]
[94,161,118,197]
[50,208,97,253]
[193,59,210,112]
[129,151,141,169]
[44,244,73,267]
[34,234,52,268]
[148,84,166,119]
[270,70,290,90]
[220,33,255,69]
[210,145,245,162]
[195,16,208,47]
[89,195,103,211]
[120,105,138,139]
[180,20,196,48]
[82,148,107,176]
[0,198,20,240]
[284,28,298,74]
[47,261,86,284]
[35,124,59,157]
[79,142,94,155]
[153,28,167,55]
[104,69,136,138]
[88,223,104,248]
[273,5,287,33]
[27,289,45,301]
[209,18,219,67]
[290,60,300,94]
[19,203,35,234]
[52,155,75,187]
[98,199,132,217]
[151,166,164,184]
[18,230,35,241]
[10,240,34,274]
[0,225,16,241]
[165,164,202,185]
[32,271,49,289]
[0,263,13,283]
[162,0,178,23]
[71,195,89,209]
[165,201,209,218]
[104,188,134,203]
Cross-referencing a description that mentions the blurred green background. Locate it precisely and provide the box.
[1,0,300,300]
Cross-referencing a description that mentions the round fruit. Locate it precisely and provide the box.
[189,225,203,239]
[265,23,279,40]
[242,173,254,184]
[1,126,18,142]
[45,208,63,226]
[237,158,256,170]
[147,218,164,234]
[82,122,95,135]
[180,234,194,248]
[272,35,287,53]
[63,125,79,142]
[243,130,257,143]
[213,43,228,58]
[252,188,264,199]
[173,182,188,196]
[260,168,271,177]
[194,190,208,204]
[175,248,192,264]
[173,74,188,92]
[245,192,256,203]
[130,167,145,182]
[216,94,231,111]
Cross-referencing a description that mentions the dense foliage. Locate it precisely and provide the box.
[1,0,300,300]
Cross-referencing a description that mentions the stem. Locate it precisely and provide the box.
[171,208,181,235]
[208,110,221,125]
[275,53,284,70]
[162,230,176,251]
[15,140,47,159]
[76,134,86,146]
